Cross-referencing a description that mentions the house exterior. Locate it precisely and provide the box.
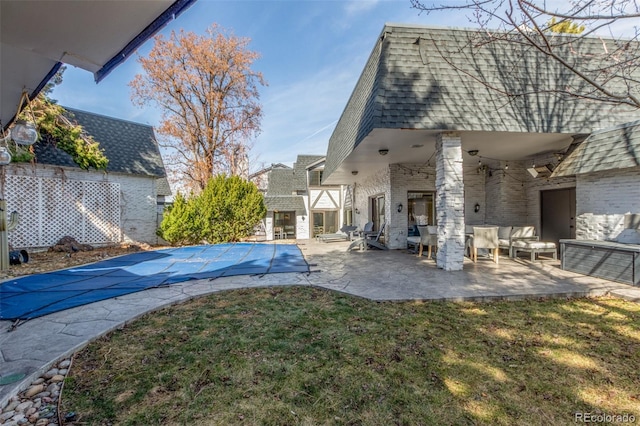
[258,155,349,240]
[552,120,640,241]
[323,24,640,270]
[6,107,170,249]
[249,163,291,194]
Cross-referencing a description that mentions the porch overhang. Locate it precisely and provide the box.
[323,128,574,184]
[0,0,196,128]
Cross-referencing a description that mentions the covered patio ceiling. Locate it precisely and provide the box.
[324,128,576,184]
[0,0,195,128]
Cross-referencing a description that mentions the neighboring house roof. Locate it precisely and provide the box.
[552,120,640,177]
[262,154,325,212]
[292,155,324,191]
[324,24,640,180]
[267,168,297,196]
[33,107,167,178]
[264,196,307,213]
[248,163,290,180]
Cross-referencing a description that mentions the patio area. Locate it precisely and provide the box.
[301,239,640,302]
[1,239,639,407]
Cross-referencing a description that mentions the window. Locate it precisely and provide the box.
[309,170,323,186]
[408,192,435,226]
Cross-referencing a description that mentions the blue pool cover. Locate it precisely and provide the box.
[0,243,309,321]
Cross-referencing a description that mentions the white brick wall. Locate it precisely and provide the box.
[463,163,486,225]
[576,167,640,240]
[353,166,390,232]
[6,164,160,247]
[525,153,576,234]
[389,163,436,249]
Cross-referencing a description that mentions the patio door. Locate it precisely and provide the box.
[274,211,296,239]
[371,194,385,232]
[312,210,338,237]
[541,188,576,245]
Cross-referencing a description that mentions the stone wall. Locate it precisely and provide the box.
[435,133,465,271]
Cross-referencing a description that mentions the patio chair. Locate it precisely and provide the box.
[507,226,537,258]
[417,225,437,259]
[468,226,499,264]
[347,222,388,251]
[316,225,358,242]
[352,221,374,238]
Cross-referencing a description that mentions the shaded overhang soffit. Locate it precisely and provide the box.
[1,0,196,128]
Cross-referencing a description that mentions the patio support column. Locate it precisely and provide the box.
[435,132,465,271]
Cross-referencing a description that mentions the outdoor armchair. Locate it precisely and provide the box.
[417,225,437,259]
[469,226,500,264]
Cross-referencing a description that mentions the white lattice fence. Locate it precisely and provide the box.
[6,175,121,248]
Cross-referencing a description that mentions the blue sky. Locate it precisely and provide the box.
[51,0,469,171]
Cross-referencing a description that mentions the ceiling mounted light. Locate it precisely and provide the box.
[468,149,479,156]
[378,149,389,156]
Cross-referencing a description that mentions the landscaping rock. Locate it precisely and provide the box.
[24,384,45,398]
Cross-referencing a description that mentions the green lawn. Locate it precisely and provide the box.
[61,287,640,425]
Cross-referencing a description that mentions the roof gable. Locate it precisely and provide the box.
[553,120,640,176]
[34,107,167,178]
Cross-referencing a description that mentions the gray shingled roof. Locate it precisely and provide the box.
[156,177,172,197]
[293,155,324,191]
[33,107,166,178]
[264,196,306,213]
[324,24,640,180]
[267,168,296,195]
[552,120,640,176]
[248,163,290,180]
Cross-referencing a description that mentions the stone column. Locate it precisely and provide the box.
[435,132,465,271]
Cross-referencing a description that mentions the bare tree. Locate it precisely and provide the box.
[410,0,640,108]
[130,24,266,191]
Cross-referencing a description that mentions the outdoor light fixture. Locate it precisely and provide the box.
[11,120,38,146]
[378,148,389,156]
[0,127,11,165]
[474,203,480,213]
[397,203,403,213]
[11,92,39,146]
[0,147,11,166]
[468,149,479,156]
[351,170,358,175]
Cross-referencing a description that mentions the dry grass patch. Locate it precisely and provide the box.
[61,287,640,425]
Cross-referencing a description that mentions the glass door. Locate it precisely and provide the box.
[371,194,385,232]
[312,210,339,237]
[274,211,296,239]
[312,212,324,237]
